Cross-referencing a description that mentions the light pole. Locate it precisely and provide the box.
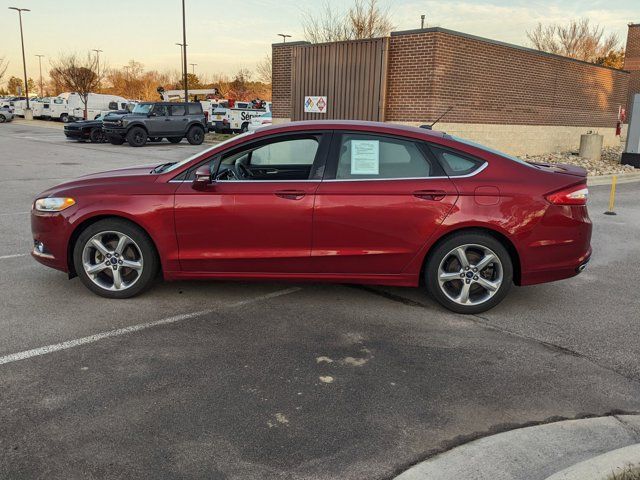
[175,43,185,80]
[181,0,188,102]
[277,33,291,43]
[92,49,103,91]
[35,54,44,97]
[8,7,31,112]
[190,63,197,75]
[421,15,425,29]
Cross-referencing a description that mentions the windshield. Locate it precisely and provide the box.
[132,104,153,114]
[447,135,538,169]
[159,131,255,174]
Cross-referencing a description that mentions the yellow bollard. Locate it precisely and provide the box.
[604,175,617,215]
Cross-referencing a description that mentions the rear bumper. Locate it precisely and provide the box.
[519,204,592,286]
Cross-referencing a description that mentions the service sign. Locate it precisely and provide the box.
[304,96,327,114]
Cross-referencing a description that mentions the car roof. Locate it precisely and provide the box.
[255,120,445,139]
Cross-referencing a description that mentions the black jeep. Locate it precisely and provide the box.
[102,102,206,147]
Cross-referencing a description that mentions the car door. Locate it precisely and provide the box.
[169,104,188,135]
[147,104,169,135]
[174,132,330,273]
[311,131,459,275]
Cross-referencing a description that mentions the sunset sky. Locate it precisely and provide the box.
[1,0,637,83]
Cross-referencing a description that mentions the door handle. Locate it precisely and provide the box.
[275,190,306,200]
[413,190,447,201]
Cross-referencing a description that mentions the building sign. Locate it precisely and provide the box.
[304,96,327,114]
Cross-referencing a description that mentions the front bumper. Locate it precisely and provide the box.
[103,126,126,137]
[64,128,86,139]
[30,210,72,272]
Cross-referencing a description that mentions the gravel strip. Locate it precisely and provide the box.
[522,146,638,176]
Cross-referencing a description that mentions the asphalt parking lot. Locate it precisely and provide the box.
[1,121,640,480]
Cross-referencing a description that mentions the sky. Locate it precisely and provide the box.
[0,0,638,84]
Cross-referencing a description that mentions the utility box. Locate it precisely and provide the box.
[622,93,640,168]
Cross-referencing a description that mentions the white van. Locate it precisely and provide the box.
[49,93,129,122]
[32,97,53,119]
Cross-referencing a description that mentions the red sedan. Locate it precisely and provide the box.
[31,121,591,313]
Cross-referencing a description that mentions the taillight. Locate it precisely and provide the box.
[545,184,589,205]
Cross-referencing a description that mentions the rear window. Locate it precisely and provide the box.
[187,103,203,114]
[429,145,485,176]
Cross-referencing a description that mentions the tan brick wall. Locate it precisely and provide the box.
[624,24,640,114]
[386,29,629,128]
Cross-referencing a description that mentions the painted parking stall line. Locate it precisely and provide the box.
[0,287,301,366]
[0,253,27,260]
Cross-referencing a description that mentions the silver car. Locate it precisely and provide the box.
[0,108,14,123]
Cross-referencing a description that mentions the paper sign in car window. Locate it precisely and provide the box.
[351,140,380,175]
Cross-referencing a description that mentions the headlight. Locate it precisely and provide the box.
[34,197,76,212]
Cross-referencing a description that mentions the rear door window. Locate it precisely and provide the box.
[171,104,186,116]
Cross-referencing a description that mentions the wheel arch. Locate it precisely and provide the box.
[126,122,149,133]
[66,214,162,278]
[421,226,522,286]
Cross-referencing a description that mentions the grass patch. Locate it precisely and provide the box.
[205,132,236,142]
[609,466,640,480]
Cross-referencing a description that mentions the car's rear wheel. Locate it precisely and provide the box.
[425,232,512,314]
[89,128,104,143]
[126,126,148,147]
[73,219,158,299]
[186,125,204,145]
[167,137,182,144]
[60,113,69,123]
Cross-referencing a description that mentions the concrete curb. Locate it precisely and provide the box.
[394,415,640,480]
[588,172,640,186]
[545,443,640,480]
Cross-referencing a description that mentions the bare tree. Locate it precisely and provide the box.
[303,0,393,43]
[256,54,272,84]
[50,53,102,119]
[347,0,394,39]
[0,57,8,86]
[527,18,622,66]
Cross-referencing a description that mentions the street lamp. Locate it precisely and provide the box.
[35,54,44,97]
[277,33,291,43]
[181,0,188,102]
[190,63,197,75]
[421,15,425,29]
[92,49,103,90]
[8,7,31,113]
[175,43,185,79]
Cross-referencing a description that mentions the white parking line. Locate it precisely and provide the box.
[0,253,27,260]
[0,211,29,217]
[0,286,301,366]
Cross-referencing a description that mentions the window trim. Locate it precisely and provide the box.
[323,131,446,181]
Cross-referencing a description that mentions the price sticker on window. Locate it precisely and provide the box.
[351,140,379,175]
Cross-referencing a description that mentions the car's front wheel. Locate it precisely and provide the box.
[425,232,513,314]
[0,114,6,123]
[73,219,158,299]
[89,128,104,143]
[126,126,148,147]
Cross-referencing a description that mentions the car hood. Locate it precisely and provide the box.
[104,113,144,122]
[36,164,159,198]
[65,119,101,127]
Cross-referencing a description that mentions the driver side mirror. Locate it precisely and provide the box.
[192,166,213,190]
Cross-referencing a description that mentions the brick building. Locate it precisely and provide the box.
[273,26,637,155]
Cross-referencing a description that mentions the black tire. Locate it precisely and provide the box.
[425,231,513,314]
[60,113,69,123]
[186,125,205,145]
[0,114,5,123]
[89,128,104,143]
[108,135,125,145]
[167,137,182,144]
[126,126,148,147]
[73,218,159,299]
[240,122,249,133]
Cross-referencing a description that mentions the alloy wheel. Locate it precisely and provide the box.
[81,231,144,291]
[437,244,503,306]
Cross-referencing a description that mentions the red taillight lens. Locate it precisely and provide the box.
[545,185,589,205]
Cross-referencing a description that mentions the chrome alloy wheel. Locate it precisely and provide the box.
[437,244,503,306]
[81,231,144,291]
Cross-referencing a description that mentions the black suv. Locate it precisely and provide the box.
[102,102,206,147]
